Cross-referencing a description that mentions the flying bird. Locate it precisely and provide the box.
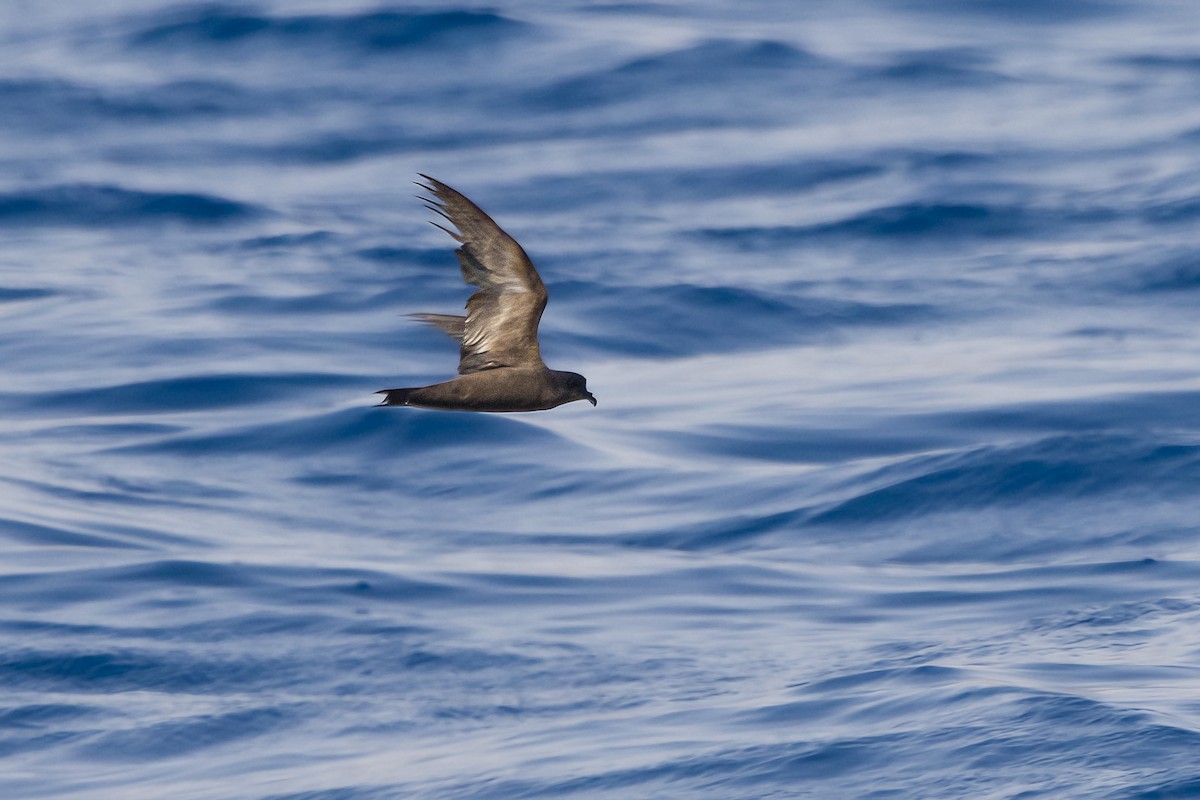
[377,175,596,412]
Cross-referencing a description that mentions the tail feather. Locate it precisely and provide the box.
[376,388,415,406]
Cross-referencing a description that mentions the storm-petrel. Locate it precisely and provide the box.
[377,176,596,412]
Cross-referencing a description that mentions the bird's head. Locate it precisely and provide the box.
[559,371,597,407]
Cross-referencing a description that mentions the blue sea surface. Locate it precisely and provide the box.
[3,1,1200,797]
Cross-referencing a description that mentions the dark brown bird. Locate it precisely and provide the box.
[377,176,596,412]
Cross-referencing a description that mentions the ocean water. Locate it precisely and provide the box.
[3,1,1200,797]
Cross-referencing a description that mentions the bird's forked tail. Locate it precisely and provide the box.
[376,388,415,406]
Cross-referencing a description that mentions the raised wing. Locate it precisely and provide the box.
[417,175,547,374]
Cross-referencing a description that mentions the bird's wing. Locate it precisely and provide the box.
[409,313,466,342]
[417,175,547,374]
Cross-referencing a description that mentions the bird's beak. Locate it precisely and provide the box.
[587,393,597,406]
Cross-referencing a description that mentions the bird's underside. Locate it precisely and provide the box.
[380,367,586,412]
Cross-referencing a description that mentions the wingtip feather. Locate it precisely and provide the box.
[422,203,454,224]
[429,220,464,242]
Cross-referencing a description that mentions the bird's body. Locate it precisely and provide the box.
[377,176,596,412]
[382,367,591,413]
